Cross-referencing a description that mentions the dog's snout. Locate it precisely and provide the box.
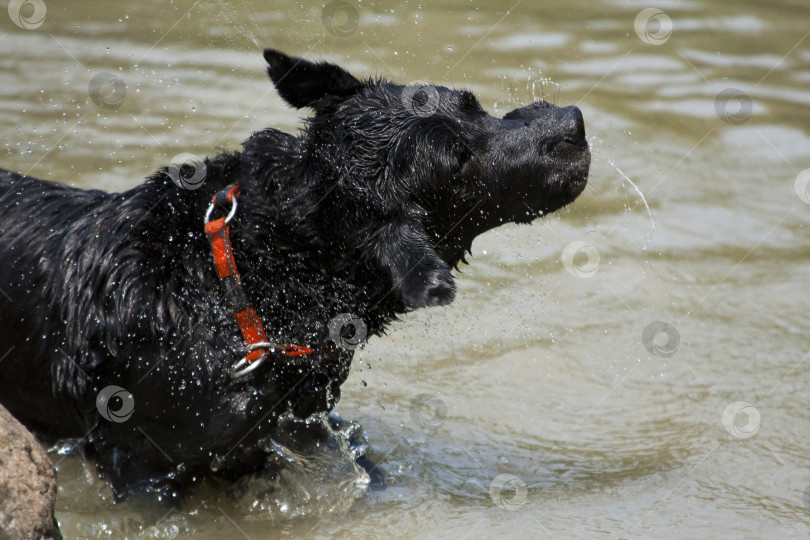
[505,103,588,149]
[532,105,586,148]
[557,106,587,147]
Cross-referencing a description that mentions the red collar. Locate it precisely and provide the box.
[203,184,312,378]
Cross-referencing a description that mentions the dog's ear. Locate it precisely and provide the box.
[264,49,363,109]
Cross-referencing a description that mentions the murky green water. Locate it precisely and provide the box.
[2,0,810,538]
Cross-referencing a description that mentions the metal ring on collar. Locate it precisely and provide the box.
[230,342,280,378]
[204,196,238,225]
[231,353,265,378]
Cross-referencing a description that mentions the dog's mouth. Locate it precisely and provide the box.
[510,140,591,221]
[547,147,590,207]
[524,176,588,220]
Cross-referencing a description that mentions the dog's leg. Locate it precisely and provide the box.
[371,217,455,308]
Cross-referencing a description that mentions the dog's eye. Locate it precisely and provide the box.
[452,139,470,157]
[449,138,472,173]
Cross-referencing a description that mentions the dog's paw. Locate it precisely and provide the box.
[400,263,456,308]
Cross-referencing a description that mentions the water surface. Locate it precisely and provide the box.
[2,0,809,538]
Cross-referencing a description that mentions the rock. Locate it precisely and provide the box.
[0,404,61,540]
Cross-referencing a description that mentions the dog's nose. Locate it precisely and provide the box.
[556,106,587,148]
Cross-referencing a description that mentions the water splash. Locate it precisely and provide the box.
[53,412,373,537]
[612,160,655,245]
[230,412,371,520]
[211,0,266,51]
[493,73,562,114]
[592,141,655,247]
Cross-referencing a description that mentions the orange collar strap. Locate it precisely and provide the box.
[203,184,312,378]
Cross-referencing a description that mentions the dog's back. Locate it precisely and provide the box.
[0,170,155,436]
[0,170,105,434]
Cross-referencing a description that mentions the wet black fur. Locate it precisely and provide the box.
[0,50,590,500]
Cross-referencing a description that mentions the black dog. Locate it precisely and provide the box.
[0,50,589,500]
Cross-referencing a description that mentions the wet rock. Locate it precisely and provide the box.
[0,404,61,540]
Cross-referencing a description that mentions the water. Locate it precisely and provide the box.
[2,0,810,538]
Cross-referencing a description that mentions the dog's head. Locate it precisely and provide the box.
[263,49,590,307]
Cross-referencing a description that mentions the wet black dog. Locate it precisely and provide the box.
[0,50,589,500]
